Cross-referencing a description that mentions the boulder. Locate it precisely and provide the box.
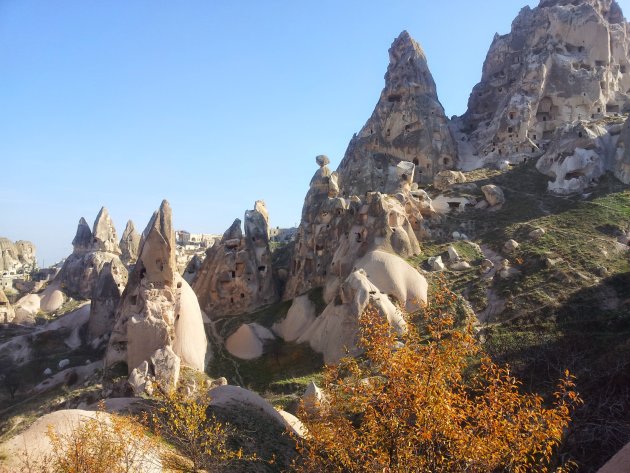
[503,239,520,253]
[450,261,471,271]
[528,228,546,240]
[303,381,326,413]
[481,185,505,207]
[447,245,460,261]
[273,295,317,342]
[428,255,445,271]
[433,170,466,191]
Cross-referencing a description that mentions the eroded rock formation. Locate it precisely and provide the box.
[336,31,457,195]
[536,118,626,193]
[284,156,434,300]
[106,200,207,392]
[55,209,128,300]
[455,0,630,170]
[119,220,141,266]
[192,201,277,318]
[0,238,36,273]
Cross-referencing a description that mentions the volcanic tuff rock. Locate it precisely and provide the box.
[535,118,626,193]
[614,116,630,183]
[337,31,456,195]
[284,156,434,300]
[55,208,128,299]
[0,289,14,323]
[119,220,141,266]
[192,201,277,318]
[296,269,406,364]
[0,238,36,273]
[106,200,207,386]
[454,0,630,170]
[88,262,123,341]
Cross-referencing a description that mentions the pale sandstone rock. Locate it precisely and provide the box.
[433,170,466,191]
[88,262,122,341]
[450,261,472,271]
[106,200,208,388]
[284,156,430,300]
[0,409,161,473]
[454,0,630,170]
[193,201,277,318]
[481,184,505,206]
[303,381,327,413]
[355,250,428,312]
[529,227,546,240]
[0,238,36,273]
[150,346,180,394]
[39,283,65,313]
[55,210,127,300]
[428,255,446,271]
[503,239,520,253]
[209,385,305,438]
[0,289,15,323]
[297,269,406,364]
[120,220,141,266]
[337,31,456,194]
[273,295,317,342]
[447,245,460,261]
[225,323,275,360]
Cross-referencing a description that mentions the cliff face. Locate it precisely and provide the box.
[336,31,457,196]
[455,0,630,170]
[192,201,278,318]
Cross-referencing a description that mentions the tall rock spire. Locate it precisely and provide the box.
[119,220,141,266]
[336,30,457,195]
[92,207,121,255]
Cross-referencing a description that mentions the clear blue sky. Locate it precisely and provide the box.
[1,0,628,266]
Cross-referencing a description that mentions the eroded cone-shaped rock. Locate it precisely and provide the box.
[88,262,123,341]
[119,220,141,266]
[71,218,92,252]
[0,289,15,323]
[297,269,406,364]
[455,0,630,169]
[55,212,127,300]
[92,207,121,254]
[106,200,208,385]
[192,201,278,318]
[337,31,456,194]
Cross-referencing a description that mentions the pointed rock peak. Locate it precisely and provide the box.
[384,30,436,97]
[137,200,176,285]
[0,289,9,305]
[120,220,141,266]
[245,201,271,243]
[222,218,243,242]
[123,220,136,236]
[92,206,121,254]
[72,217,93,251]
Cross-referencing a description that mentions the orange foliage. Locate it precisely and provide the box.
[293,280,581,473]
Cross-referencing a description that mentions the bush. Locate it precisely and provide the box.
[293,280,581,473]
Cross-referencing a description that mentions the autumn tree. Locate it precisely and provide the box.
[151,389,254,472]
[293,281,581,473]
